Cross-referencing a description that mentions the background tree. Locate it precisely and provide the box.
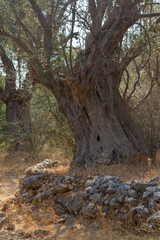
[0,74,7,148]
[0,43,32,151]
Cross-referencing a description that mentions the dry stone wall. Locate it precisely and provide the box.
[11,160,160,229]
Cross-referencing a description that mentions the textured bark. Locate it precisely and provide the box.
[0,45,32,152]
[0,85,32,152]
[54,58,147,168]
[4,90,32,152]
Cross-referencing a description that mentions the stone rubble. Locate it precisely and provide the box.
[24,159,67,176]
[13,160,160,229]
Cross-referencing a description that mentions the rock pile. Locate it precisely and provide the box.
[12,160,160,228]
[82,175,160,225]
[24,159,67,175]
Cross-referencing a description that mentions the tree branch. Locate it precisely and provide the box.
[0,31,33,55]
[139,13,160,19]
[0,86,4,101]
[155,60,160,86]
[28,0,52,62]
[101,6,139,54]
[0,45,15,74]
[0,44,16,93]
[28,0,50,33]
[11,4,38,48]
[127,60,141,102]
[123,69,130,102]
[70,1,77,74]
[58,0,75,23]
[132,80,154,111]
[88,0,97,24]
[120,47,142,71]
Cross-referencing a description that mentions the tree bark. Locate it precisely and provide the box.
[0,45,32,152]
[54,57,148,168]
[4,89,32,152]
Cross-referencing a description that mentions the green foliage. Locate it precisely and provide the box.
[30,85,74,156]
[134,87,160,156]
[0,73,5,89]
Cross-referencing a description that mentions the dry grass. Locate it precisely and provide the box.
[75,158,160,183]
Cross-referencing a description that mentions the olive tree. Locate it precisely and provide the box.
[1,0,160,166]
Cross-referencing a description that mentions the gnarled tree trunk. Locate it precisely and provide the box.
[54,56,147,168]
[5,90,32,151]
[27,0,150,168]
[0,45,32,152]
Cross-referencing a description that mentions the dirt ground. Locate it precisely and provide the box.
[0,152,160,240]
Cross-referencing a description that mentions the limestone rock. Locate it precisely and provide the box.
[106,183,120,194]
[128,189,138,199]
[90,193,102,204]
[131,204,149,217]
[56,184,70,194]
[115,185,128,202]
[149,176,159,185]
[22,175,43,189]
[109,198,120,208]
[82,203,98,218]
[131,180,150,192]
[153,192,160,202]
[34,229,50,237]
[0,216,9,228]
[147,211,160,224]
[125,197,137,206]
[55,193,82,215]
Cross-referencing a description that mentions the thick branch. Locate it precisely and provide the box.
[120,47,142,71]
[123,69,130,102]
[0,45,15,75]
[88,0,97,24]
[11,5,38,48]
[127,60,141,102]
[132,80,154,111]
[58,0,76,22]
[139,13,160,19]
[89,0,107,33]
[70,1,77,74]
[0,31,33,55]
[100,6,139,54]
[28,0,50,33]
[0,86,3,100]
[28,0,52,61]
[0,44,16,92]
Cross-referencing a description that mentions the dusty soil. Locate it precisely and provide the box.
[0,170,19,202]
